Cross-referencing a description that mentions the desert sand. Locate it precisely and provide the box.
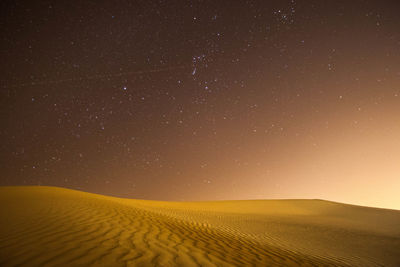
[0,186,399,266]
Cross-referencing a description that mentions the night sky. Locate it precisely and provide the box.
[1,1,400,209]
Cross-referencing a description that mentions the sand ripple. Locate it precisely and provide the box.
[1,187,399,266]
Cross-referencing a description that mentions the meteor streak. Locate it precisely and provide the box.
[2,65,189,89]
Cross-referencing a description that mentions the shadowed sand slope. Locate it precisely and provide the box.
[0,187,399,266]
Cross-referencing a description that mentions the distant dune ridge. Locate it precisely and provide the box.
[0,187,399,266]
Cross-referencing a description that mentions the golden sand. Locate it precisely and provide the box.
[0,186,399,266]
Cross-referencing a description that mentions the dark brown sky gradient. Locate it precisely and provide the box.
[1,0,400,209]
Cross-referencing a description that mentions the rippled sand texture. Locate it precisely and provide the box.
[0,187,399,266]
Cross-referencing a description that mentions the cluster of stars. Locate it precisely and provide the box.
[1,0,399,205]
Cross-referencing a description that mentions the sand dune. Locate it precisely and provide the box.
[0,186,399,266]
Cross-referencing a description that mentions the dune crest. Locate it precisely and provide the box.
[0,186,399,266]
